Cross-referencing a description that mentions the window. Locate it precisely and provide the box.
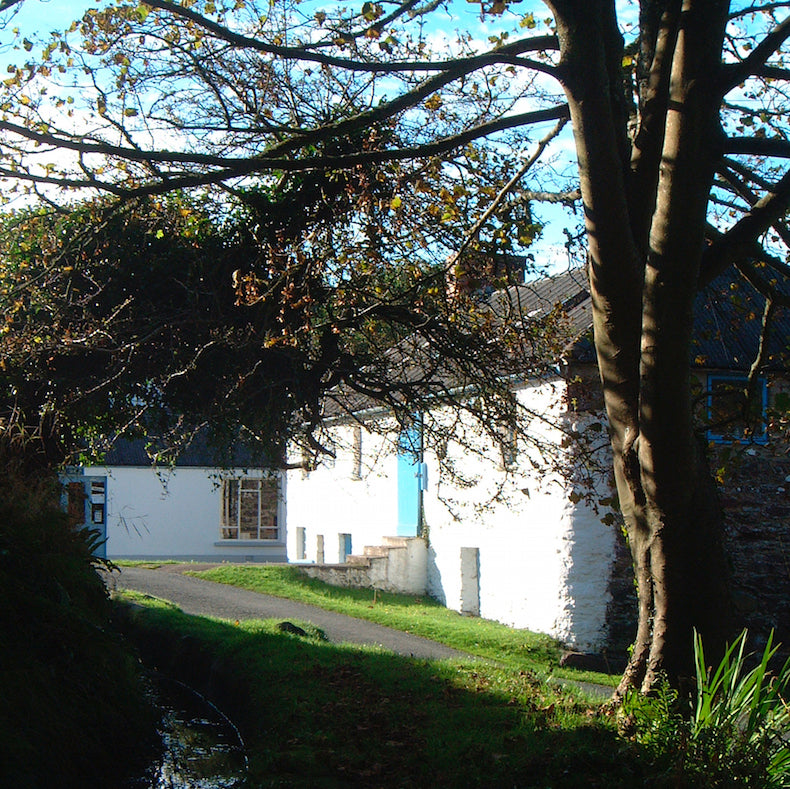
[707,374,768,444]
[351,426,362,480]
[498,424,518,469]
[221,477,280,540]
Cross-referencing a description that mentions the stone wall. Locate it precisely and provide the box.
[299,537,428,596]
[718,446,790,652]
[597,443,790,658]
[298,562,381,591]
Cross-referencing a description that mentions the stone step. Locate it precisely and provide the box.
[345,554,371,566]
[381,536,411,549]
[362,545,390,558]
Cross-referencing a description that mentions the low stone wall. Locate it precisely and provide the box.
[298,562,382,590]
[298,537,428,596]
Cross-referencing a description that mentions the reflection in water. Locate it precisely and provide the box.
[128,674,247,789]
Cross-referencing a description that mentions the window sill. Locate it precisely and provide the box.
[214,540,285,547]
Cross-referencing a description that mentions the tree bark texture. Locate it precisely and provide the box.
[546,0,735,692]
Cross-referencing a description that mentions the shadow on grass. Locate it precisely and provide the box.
[117,600,649,789]
[190,565,571,675]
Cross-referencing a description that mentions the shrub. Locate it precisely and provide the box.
[621,630,790,787]
[0,473,157,788]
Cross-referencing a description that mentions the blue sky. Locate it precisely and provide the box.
[0,0,581,271]
[2,0,93,35]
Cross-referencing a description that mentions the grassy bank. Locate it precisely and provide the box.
[185,564,618,685]
[118,592,645,788]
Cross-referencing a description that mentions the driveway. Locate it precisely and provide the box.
[107,565,469,661]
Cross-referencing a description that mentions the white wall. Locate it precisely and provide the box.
[422,380,617,651]
[84,465,286,562]
[286,380,620,652]
[286,426,400,564]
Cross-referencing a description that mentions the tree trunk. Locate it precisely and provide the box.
[547,0,735,693]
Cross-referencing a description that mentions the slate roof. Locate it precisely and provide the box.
[321,264,790,421]
[101,430,269,468]
[499,266,790,372]
[490,267,595,363]
[692,272,790,371]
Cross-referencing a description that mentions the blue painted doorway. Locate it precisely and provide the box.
[397,420,424,537]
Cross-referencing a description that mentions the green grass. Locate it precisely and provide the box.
[187,564,618,686]
[117,591,646,788]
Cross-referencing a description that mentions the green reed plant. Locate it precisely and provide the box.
[622,630,790,787]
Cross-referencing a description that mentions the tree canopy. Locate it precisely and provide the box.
[1,0,789,691]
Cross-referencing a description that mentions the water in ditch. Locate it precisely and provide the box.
[126,674,248,789]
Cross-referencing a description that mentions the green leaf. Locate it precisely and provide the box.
[519,12,536,29]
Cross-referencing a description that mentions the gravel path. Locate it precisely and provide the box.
[108,565,469,661]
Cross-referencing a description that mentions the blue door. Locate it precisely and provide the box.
[397,422,423,537]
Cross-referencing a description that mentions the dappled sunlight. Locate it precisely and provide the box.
[118,597,646,788]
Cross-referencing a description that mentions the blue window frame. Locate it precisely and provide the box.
[707,374,768,444]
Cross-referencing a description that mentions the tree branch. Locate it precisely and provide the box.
[724,136,790,158]
[0,105,570,195]
[700,167,790,285]
[717,161,790,249]
[721,156,775,192]
[513,188,581,205]
[729,2,790,19]
[141,0,558,74]
[736,290,778,424]
[720,15,790,93]
[443,116,569,286]
[736,262,790,309]
[748,65,790,81]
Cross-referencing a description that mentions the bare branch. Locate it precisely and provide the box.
[720,15,790,93]
[729,2,790,19]
[721,156,775,192]
[512,188,581,206]
[724,136,790,158]
[700,168,790,285]
[142,0,558,74]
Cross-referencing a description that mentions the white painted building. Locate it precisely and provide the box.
[285,267,623,652]
[70,438,287,562]
[286,374,620,653]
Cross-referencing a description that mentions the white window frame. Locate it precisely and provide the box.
[220,475,281,541]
